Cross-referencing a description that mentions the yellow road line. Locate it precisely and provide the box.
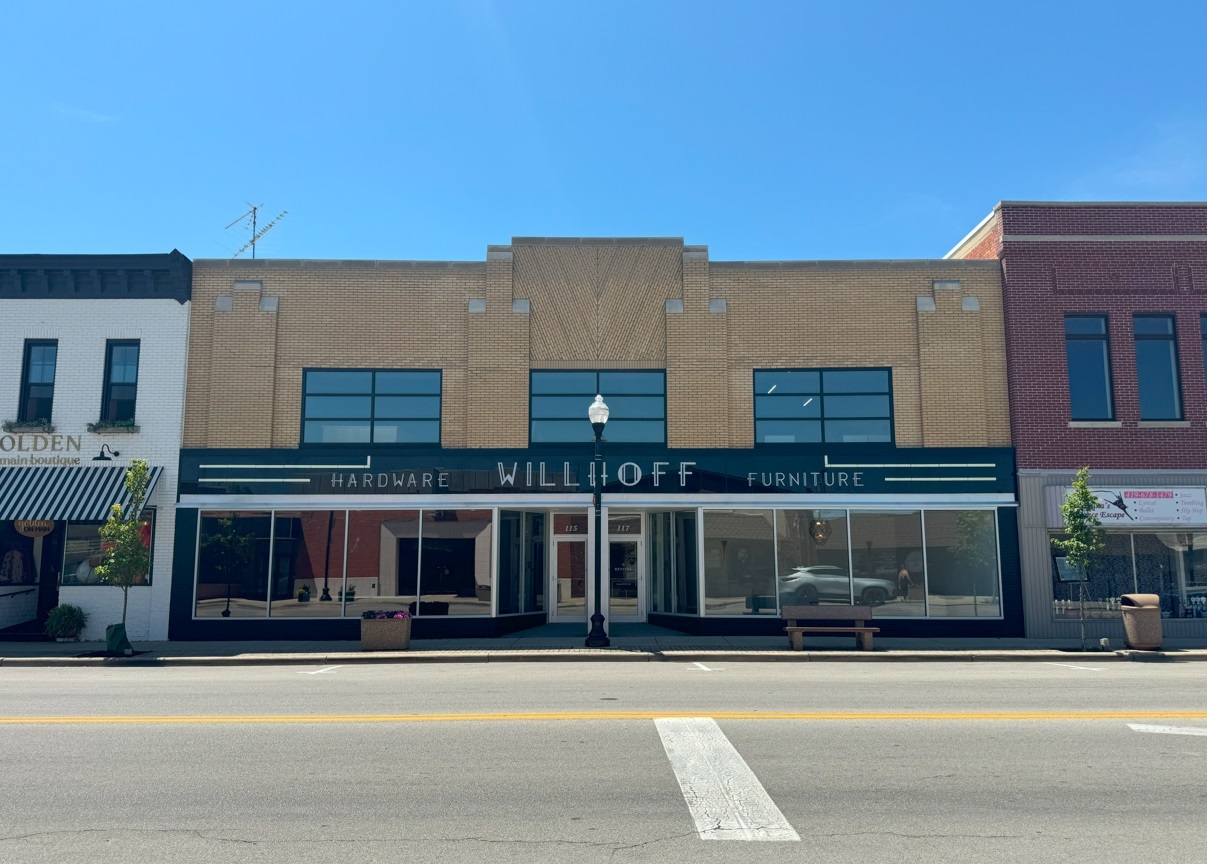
[3,710,1207,725]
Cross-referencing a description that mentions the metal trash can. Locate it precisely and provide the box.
[1120,594,1162,650]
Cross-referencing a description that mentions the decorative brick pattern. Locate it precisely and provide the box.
[514,242,683,365]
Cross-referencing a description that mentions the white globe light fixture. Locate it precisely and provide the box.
[588,394,610,429]
[586,394,610,647]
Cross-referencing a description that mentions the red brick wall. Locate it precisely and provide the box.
[993,205,1207,470]
[962,219,1003,260]
[999,205,1207,236]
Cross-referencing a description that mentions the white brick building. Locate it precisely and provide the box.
[0,253,190,641]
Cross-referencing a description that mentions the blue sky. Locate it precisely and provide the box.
[2,1,1205,261]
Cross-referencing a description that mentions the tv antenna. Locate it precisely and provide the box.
[225,202,287,259]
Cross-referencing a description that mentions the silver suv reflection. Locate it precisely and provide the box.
[778,565,898,605]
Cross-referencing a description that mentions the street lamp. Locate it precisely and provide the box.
[585,394,610,647]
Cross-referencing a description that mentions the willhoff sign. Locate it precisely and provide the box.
[183,446,1017,498]
[323,460,865,492]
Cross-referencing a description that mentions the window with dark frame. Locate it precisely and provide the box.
[18,340,57,423]
[101,340,140,423]
[302,369,441,444]
[1134,314,1182,420]
[1201,316,1206,392]
[1064,316,1114,421]
[529,371,666,443]
[753,368,893,444]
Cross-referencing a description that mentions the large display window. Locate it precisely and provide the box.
[194,508,492,619]
[703,510,777,615]
[1051,531,1207,620]
[705,508,1002,619]
[190,505,1006,622]
[61,510,156,586]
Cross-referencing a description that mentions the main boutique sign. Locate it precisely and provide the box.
[0,433,84,466]
[182,446,1016,497]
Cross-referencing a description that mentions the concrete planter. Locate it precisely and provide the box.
[360,617,412,651]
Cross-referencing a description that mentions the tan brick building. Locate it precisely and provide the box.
[173,239,1019,640]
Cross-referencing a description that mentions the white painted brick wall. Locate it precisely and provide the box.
[0,298,189,640]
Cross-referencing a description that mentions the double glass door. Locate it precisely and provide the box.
[547,513,646,624]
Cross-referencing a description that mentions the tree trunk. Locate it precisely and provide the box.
[1078,576,1086,651]
[122,586,129,627]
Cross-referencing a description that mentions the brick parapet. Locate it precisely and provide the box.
[999,204,1207,236]
[184,245,1010,451]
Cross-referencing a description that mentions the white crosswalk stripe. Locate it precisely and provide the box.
[655,717,800,841]
[1129,723,1207,736]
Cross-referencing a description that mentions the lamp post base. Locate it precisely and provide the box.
[585,611,610,647]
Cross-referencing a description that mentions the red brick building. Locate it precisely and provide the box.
[949,202,1207,641]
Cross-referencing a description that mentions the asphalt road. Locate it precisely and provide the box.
[3,661,1206,864]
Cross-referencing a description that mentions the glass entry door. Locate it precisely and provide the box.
[608,538,644,622]
[550,537,587,622]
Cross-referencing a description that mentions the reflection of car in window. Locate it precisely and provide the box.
[778,565,898,605]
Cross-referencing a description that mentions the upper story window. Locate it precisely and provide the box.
[1201,315,1206,387]
[18,340,57,423]
[302,369,441,444]
[1064,316,1113,420]
[101,340,140,423]
[754,368,892,444]
[1134,315,1182,420]
[530,371,665,443]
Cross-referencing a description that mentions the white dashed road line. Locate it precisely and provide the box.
[297,666,343,675]
[1042,663,1104,671]
[655,717,800,842]
[1129,723,1207,736]
[691,662,722,671]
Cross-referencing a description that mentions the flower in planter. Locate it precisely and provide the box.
[361,610,411,620]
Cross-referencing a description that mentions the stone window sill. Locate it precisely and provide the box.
[1068,421,1122,428]
[1137,421,1191,428]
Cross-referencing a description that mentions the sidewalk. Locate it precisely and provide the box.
[3,626,1206,666]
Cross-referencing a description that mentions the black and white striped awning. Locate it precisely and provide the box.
[0,465,163,522]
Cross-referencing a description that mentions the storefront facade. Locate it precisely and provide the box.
[949,202,1207,639]
[172,444,1018,638]
[174,240,1019,639]
[0,252,191,640]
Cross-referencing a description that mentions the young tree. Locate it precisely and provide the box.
[94,459,152,651]
[1051,466,1107,650]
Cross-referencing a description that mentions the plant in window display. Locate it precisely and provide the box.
[199,515,257,619]
[1051,467,1107,650]
[953,510,998,606]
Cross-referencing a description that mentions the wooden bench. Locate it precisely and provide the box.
[782,604,879,651]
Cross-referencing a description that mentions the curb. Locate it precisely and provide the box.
[3,649,1204,667]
